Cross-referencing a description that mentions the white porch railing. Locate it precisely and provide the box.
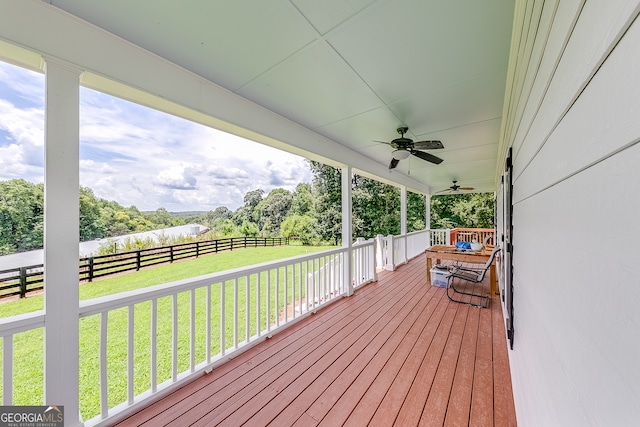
[429,228,450,246]
[0,311,45,406]
[0,240,378,426]
[375,229,449,271]
[352,238,377,289]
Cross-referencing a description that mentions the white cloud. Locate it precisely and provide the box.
[79,159,117,174]
[154,165,198,190]
[1,60,313,212]
[0,99,45,182]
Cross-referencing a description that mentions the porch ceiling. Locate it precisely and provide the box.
[34,0,514,194]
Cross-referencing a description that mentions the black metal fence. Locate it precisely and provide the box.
[0,236,289,299]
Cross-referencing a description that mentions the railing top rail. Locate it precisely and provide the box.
[79,246,347,317]
[0,310,45,336]
[353,238,375,246]
[450,227,495,232]
[405,229,430,237]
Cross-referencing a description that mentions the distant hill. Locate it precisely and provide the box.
[142,210,208,219]
[169,211,208,218]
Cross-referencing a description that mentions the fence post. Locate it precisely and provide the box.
[136,251,141,271]
[88,257,94,282]
[196,241,200,258]
[170,246,174,263]
[19,267,27,298]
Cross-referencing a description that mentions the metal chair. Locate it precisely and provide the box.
[446,246,501,308]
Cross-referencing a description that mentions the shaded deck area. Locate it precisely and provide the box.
[114,254,516,426]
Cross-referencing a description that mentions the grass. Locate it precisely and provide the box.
[0,244,336,420]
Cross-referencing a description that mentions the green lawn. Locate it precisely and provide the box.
[0,244,336,420]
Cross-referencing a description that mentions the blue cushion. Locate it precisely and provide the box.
[455,241,471,249]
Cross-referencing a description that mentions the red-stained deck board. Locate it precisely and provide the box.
[321,289,446,426]
[492,293,517,426]
[419,303,470,427]
[387,302,459,427]
[444,307,480,427]
[470,306,495,426]
[113,254,517,427]
[129,293,353,426]
[311,288,443,426]
[226,268,427,426]
[181,261,428,427]
[189,314,393,424]
[148,262,422,427]
[268,273,437,427]
[347,298,449,427]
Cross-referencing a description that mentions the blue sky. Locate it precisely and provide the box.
[0,60,312,212]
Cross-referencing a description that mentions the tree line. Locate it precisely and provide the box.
[0,160,494,255]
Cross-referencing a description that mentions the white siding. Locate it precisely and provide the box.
[500,0,640,425]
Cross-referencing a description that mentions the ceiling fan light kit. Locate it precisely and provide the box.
[392,149,411,160]
[377,126,444,169]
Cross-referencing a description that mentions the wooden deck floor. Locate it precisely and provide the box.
[114,254,516,426]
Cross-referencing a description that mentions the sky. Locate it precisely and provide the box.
[0,60,313,212]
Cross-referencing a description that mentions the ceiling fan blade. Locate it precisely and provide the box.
[412,140,444,150]
[411,150,443,165]
[388,158,400,169]
[459,187,475,191]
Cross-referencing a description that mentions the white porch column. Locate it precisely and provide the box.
[43,57,81,426]
[400,186,407,264]
[425,194,431,246]
[425,194,431,229]
[341,165,353,296]
[400,186,407,235]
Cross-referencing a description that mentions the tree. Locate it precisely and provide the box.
[218,219,237,237]
[243,189,264,209]
[407,192,426,232]
[352,175,401,238]
[79,186,106,241]
[239,220,260,237]
[96,200,154,237]
[449,193,494,228]
[232,189,264,226]
[256,188,292,236]
[145,207,173,228]
[430,194,459,228]
[280,214,319,245]
[431,193,494,228]
[307,160,342,244]
[290,183,314,216]
[196,206,232,228]
[306,162,427,242]
[212,206,233,220]
[0,179,44,254]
